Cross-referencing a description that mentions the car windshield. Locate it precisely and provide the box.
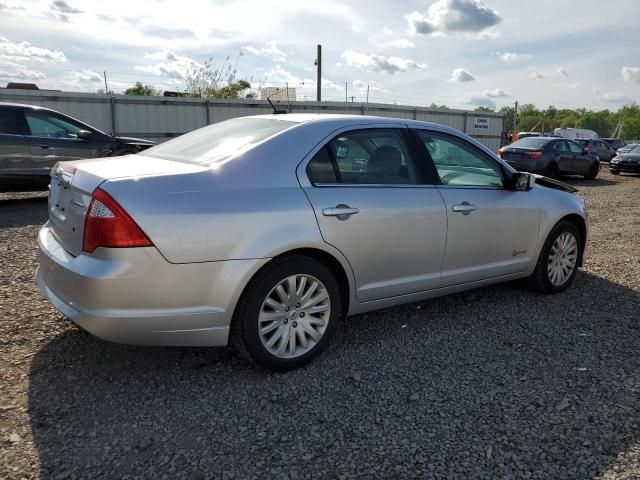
[510,137,550,149]
[139,117,296,165]
[630,145,640,154]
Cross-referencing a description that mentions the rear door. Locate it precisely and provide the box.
[567,140,592,174]
[299,125,447,302]
[0,106,31,191]
[23,109,100,188]
[552,140,573,173]
[413,129,541,286]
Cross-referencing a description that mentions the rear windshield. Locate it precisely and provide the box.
[139,117,296,165]
[510,137,551,149]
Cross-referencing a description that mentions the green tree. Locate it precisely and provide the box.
[474,106,494,112]
[124,82,161,96]
[184,53,256,99]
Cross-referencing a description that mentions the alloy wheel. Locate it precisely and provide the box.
[258,274,331,358]
[547,232,578,286]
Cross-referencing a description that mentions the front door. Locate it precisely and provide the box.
[23,109,100,188]
[414,129,541,286]
[300,126,447,302]
[0,107,31,191]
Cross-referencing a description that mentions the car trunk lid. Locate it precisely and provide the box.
[47,155,206,256]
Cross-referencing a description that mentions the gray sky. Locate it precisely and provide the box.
[0,0,638,110]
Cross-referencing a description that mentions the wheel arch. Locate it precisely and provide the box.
[556,213,587,266]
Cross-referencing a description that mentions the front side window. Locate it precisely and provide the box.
[306,129,419,185]
[416,131,504,187]
[24,111,84,139]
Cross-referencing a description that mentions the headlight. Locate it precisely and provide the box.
[611,157,620,163]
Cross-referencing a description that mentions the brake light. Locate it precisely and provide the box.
[83,188,152,253]
[525,152,543,159]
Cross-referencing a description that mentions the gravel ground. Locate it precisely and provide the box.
[1,170,639,480]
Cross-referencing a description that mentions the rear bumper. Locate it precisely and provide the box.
[36,222,268,346]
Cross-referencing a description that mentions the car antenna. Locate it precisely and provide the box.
[267,91,287,115]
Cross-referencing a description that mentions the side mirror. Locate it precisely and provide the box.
[582,148,589,154]
[76,130,93,141]
[510,172,535,191]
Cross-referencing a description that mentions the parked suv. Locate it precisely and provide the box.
[574,139,616,162]
[0,103,156,192]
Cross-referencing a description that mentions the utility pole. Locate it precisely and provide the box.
[286,81,290,112]
[513,100,518,136]
[345,82,348,111]
[103,71,109,94]
[350,96,355,102]
[315,44,322,102]
[366,84,370,115]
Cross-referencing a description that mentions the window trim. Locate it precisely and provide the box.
[410,128,509,190]
[304,126,430,187]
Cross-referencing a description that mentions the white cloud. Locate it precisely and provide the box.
[378,39,415,49]
[244,42,288,62]
[451,67,475,82]
[496,51,531,62]
[463,95,495,109]
[341,50,426,74]
[529,67,546,79]
[0,38,68,63]
[556,67,569,77]
[601,92,635,103]
[553,82,580,89]
[621,66,640,85]
[75,69,102,83]
[484,88,510,97]
[135,49,198,80]
[407,0,501,36]
[0,68,46,80]
[353,79,383,93]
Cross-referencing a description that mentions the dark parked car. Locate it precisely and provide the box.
[610,145,640,175]
[601,138,626,151]
[574,138,616,162]
[499,137,600,179]
[0,102,156,192]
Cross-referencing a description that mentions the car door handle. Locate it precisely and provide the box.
[40,144,51,149]
[322,205,359,217]
[451,202,477,215]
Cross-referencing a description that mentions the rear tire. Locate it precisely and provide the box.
[527,221,581,294]
[611,170,620,175]
[544,163,558,179]
[585,163,599,180]
[230,255,340,371]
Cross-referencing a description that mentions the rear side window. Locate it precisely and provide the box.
[140,117,296,165]
[306,129,419,185]
[0,108,26,135]
[554,141,569,152]
[568,141,583,153]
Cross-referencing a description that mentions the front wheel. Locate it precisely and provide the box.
[527,221,581,294]
[231,256,341,371]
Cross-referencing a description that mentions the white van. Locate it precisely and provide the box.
[553,127,599,140]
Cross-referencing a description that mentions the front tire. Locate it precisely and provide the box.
[527,221,581,294]
[231,255,341,371]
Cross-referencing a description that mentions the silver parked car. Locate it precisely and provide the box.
[37,115,588,370]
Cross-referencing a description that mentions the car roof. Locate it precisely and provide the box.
[0,102,51,110]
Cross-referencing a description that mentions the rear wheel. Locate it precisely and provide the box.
[585,163,599,180]
[231,255,340,371]
[611,170,621,175]
[544,163,558,179]
[527,221,581,294]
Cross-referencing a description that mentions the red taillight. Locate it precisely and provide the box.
[525,152,543,159]
[82,188,152,253]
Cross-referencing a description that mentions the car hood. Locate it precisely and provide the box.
[619,153,640,160]
[113,136,157,146]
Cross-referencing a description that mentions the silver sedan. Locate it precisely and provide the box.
[37,114,588,370]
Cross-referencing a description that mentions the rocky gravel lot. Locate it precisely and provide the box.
[1,170,640,480]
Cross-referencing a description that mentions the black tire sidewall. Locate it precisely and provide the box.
[545,163,558,179]
[236,256,341,371]
[537,221,581,293]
